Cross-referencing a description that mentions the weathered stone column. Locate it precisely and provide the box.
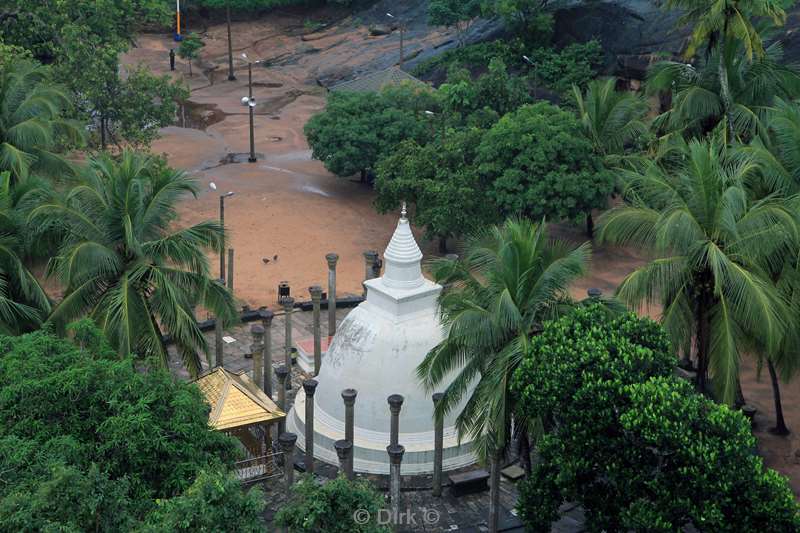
[309,285,323,376]
[387,444,405,518]
[362,250,378,296]
[250,324,265,389]
[214,278,225,368]
[303,379,318,475]
[388,394,404,447]
[342,388,357,477]
[281,296,295,390]
[279,432,297,498]
[259,309,274,398]
[432,392,444,497]
[276,365,289,434]
[227,248,234,291]
[326,253,339,336]
[334,439,353,479]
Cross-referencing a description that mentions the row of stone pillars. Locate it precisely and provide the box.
[275,389,446,513]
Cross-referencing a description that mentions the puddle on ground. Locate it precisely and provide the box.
[176,101,227,130]
[300,184,332,197]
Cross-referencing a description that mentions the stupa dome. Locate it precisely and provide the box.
[287,208,475,474]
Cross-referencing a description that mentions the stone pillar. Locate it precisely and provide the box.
[334,439,353,480]
[303,379,318,475]
[281,296,295,390]
[259,309,274,398]
[250,325,265,389]
[388,394,404,447]
[276,365,289,434]
[326,253,339,336]
[387,444,405,518]
[279,432,297,498]
[214,278,225,368]
[309,285,323,376]
[362,250,378,296]
[342,388,357,477]
[227,248,234,291]
[432,392,444,497]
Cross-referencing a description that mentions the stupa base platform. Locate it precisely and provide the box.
[287,389,476,475]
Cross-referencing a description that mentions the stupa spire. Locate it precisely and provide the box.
[382,203,423,289]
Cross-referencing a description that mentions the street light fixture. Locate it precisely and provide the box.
[386,12,405,68]
[211,182,235,279]
[241,53,263,164]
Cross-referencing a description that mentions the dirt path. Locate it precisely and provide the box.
[126,13,800,495]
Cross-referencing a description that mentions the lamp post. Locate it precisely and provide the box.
[226,2,235,81]
[210,182,234,280]
[241,53,263,163]
[386,13,405,68]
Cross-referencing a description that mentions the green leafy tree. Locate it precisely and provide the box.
[29,150,237,377]
[416,218,590,532]
[275,475,389,533]
[57,27,187,149]
[428,0,483,46]
[646,40,800,142]
[513,307,800,532]
[0,0,171,63]
[177,32,204,77]
[476,102,614,237]
[572,78,649,157]
[0,324,254,531]
[665,0,787,142]
[139,470,264,532]
[305,84,433,179]
[493,0,554,45]
[374,128,495,252]
[522,40,604,95]
[598,138,799,404]
[0,58,83,182]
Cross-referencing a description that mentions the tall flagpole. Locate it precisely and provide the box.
[175,0,182,41]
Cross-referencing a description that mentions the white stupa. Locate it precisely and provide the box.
[287,206,475,474]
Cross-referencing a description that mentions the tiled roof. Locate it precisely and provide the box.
[193,367,285,431]
[329,67,428,93]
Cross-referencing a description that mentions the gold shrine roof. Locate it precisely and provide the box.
[193,367,285,431]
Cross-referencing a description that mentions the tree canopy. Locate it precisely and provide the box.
[513,306,800,532]
[0,322,263,531]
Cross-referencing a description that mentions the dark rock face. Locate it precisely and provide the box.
[553,0,800,80]
[553,0,687,79]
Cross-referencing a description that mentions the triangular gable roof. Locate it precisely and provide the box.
[193,367,285,431]
[329,67,428,93]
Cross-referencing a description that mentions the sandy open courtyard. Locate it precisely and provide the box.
[126,10,800,494]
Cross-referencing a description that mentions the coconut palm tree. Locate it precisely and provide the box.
[599,138,799,405]
[0,58,83,183]
[29,150,236,377]
[416,218,590,532]
[646,40,800,142]
[0,171,51,333]
[665,0,787,142]
[571,78,649,157]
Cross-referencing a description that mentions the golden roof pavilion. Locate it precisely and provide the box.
[193,367,285,431]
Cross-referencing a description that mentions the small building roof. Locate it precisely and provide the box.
[329,67,428,93]
[193,367,285,431]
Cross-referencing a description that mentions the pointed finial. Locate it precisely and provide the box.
[400,201,407,220]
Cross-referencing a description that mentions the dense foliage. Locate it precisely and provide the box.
[0,323,262,531]
[29,150,238,377]
[304,84,435,178]
[477,102,614,234]
[275,475,389,533]
[513,307,800,532]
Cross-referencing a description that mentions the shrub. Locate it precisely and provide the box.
[512,307,800,532]
[275,475,389,533]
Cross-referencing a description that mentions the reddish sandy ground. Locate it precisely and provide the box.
[125,14,800,494]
